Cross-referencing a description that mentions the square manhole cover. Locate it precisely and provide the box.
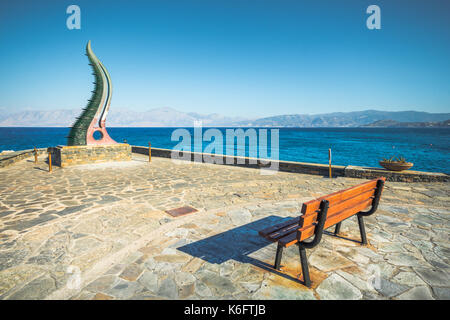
[165,206,198,217]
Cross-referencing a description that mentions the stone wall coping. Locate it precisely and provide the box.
[54,143,130,150]
[0,148,48,168]
[345,165,448,177]
[0,148,46,160]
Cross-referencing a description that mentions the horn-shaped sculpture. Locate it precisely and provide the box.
[67,40,116,146]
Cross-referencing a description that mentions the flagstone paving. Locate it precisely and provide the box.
[0,153,449,300]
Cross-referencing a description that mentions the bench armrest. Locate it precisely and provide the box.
[297,199,329,249]
[357,179,385,217]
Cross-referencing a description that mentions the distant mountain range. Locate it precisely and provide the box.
[363,119,450,128]
[0,107,249,127]
[237,110,450,127]
[0,107,449,128]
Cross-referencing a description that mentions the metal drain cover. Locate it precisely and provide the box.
[165,206,198,217]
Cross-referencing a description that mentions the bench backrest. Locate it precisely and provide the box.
[297,177,386,241]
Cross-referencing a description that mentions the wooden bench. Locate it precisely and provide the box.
[259,177,386,287]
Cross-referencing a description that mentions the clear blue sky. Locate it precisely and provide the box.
[0,0,449,117]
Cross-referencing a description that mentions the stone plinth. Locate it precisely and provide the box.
[50,144,132,167]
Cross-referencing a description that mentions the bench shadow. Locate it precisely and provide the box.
[33,166,49,172]
[178,215,307,285]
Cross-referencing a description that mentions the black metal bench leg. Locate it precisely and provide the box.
[274,243,283,270]
[334,222,341,235]
[357,214,367,245]
[298,245,311,287]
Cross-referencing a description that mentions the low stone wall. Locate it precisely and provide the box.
[0,149,47,168]
[344,165,449,183]
[132,146,346,177]
[49,144,132,167]
[132,146,449,183]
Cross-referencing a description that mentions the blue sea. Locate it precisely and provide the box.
[0,127,449,174]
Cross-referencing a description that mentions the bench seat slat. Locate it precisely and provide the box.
[258,217,299,238]
[266,222,300,241]
[278,232,298,247]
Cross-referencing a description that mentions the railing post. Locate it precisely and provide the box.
[48,150,52,172]
[328,148,332,179]
[148,142,151,162]
[34,147,38,164]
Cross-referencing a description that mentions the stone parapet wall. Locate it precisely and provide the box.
[132,145,346,176]
[49,144,132,167]
[344,165,449,183]
[132,146,449,183]
[0,149,47,168]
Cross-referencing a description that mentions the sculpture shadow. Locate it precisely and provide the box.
[178,215,306,284]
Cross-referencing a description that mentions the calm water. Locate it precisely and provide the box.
[0,127,449,173]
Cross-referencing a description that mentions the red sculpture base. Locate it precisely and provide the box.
[86,121,116,145]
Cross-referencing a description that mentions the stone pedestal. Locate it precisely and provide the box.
[50,144,132,167]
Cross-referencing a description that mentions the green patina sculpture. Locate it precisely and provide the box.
[67,40,116,146]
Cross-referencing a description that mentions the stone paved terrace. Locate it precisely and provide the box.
[0,153,449,300]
